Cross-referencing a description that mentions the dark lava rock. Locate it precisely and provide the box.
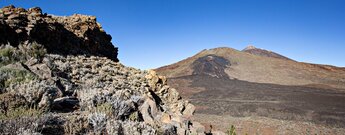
[192,55,230,79]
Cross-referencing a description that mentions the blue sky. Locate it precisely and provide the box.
[1,0,345,69]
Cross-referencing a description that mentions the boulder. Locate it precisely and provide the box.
[52,97,79,112]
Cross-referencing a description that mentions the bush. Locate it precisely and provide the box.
[93,103,114,116]
[0,45,16,67]
[227,125,237,135]
[0,68,37,89]
[88,112,107,134]
[0,46,14,58]
[29,43,47,60]
[63,115,88,135]
[0,42,47,66]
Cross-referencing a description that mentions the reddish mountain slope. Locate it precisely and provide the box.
[156,47,345,89]
[155,46,345,134]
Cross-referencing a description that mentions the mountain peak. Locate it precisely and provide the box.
[242,45,293,61]
[243,45,257,50]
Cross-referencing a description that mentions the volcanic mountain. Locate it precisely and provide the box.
[157,46,345,89]
[156,46,345,134]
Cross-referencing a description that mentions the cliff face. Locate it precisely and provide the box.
[0,5,118,61]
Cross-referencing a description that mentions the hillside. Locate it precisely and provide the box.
[156,46,345,134]
[0,5,210,135]
[157,47,345,89]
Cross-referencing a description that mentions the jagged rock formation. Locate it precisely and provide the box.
[242,45,293,61]
[0,5,118,61]
[0,5,207,135]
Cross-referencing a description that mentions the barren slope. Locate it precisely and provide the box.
[156,46,345,134]
[156,47,345,89]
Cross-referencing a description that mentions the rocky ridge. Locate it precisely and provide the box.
[0,5,210,135]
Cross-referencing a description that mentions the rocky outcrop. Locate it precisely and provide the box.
[0,5,118,61]
[0,5,207,134]
[1,54,204,134]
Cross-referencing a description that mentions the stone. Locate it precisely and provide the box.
[26,62,52,79]
[160,113,172,123]
[139,97,160,125]
[28,7,42,16]
[7,13,20,19]
[52,97,79,111]
[38,92,53,109]
[146,70,168,91]
[190,122,206,135]
[183,103,195,117]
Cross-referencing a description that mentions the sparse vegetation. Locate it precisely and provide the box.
[0,68,37,89]
[18,42,47,61]
[0,45,16,67]
[227,125,236,135]
[0,42,47,67]
[0,46,14,57]
[88,112,108,134]
[63,116,88,135]
[0,105,44,120]
[0,113,63,135]
[92,102,114,116]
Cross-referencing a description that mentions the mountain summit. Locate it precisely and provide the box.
[242,45,293,60]
[242,45,257,50]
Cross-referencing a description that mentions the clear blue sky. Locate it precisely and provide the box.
[2,0,345,69]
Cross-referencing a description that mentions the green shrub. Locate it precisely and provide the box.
[227,125,237,135]
[0,42,47,67]
[91,103,114,116]
[0,106,44,120]
[29,42,46,60]
[0,68,37,88]
[0,46,16,66]
[0,47,14,57]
